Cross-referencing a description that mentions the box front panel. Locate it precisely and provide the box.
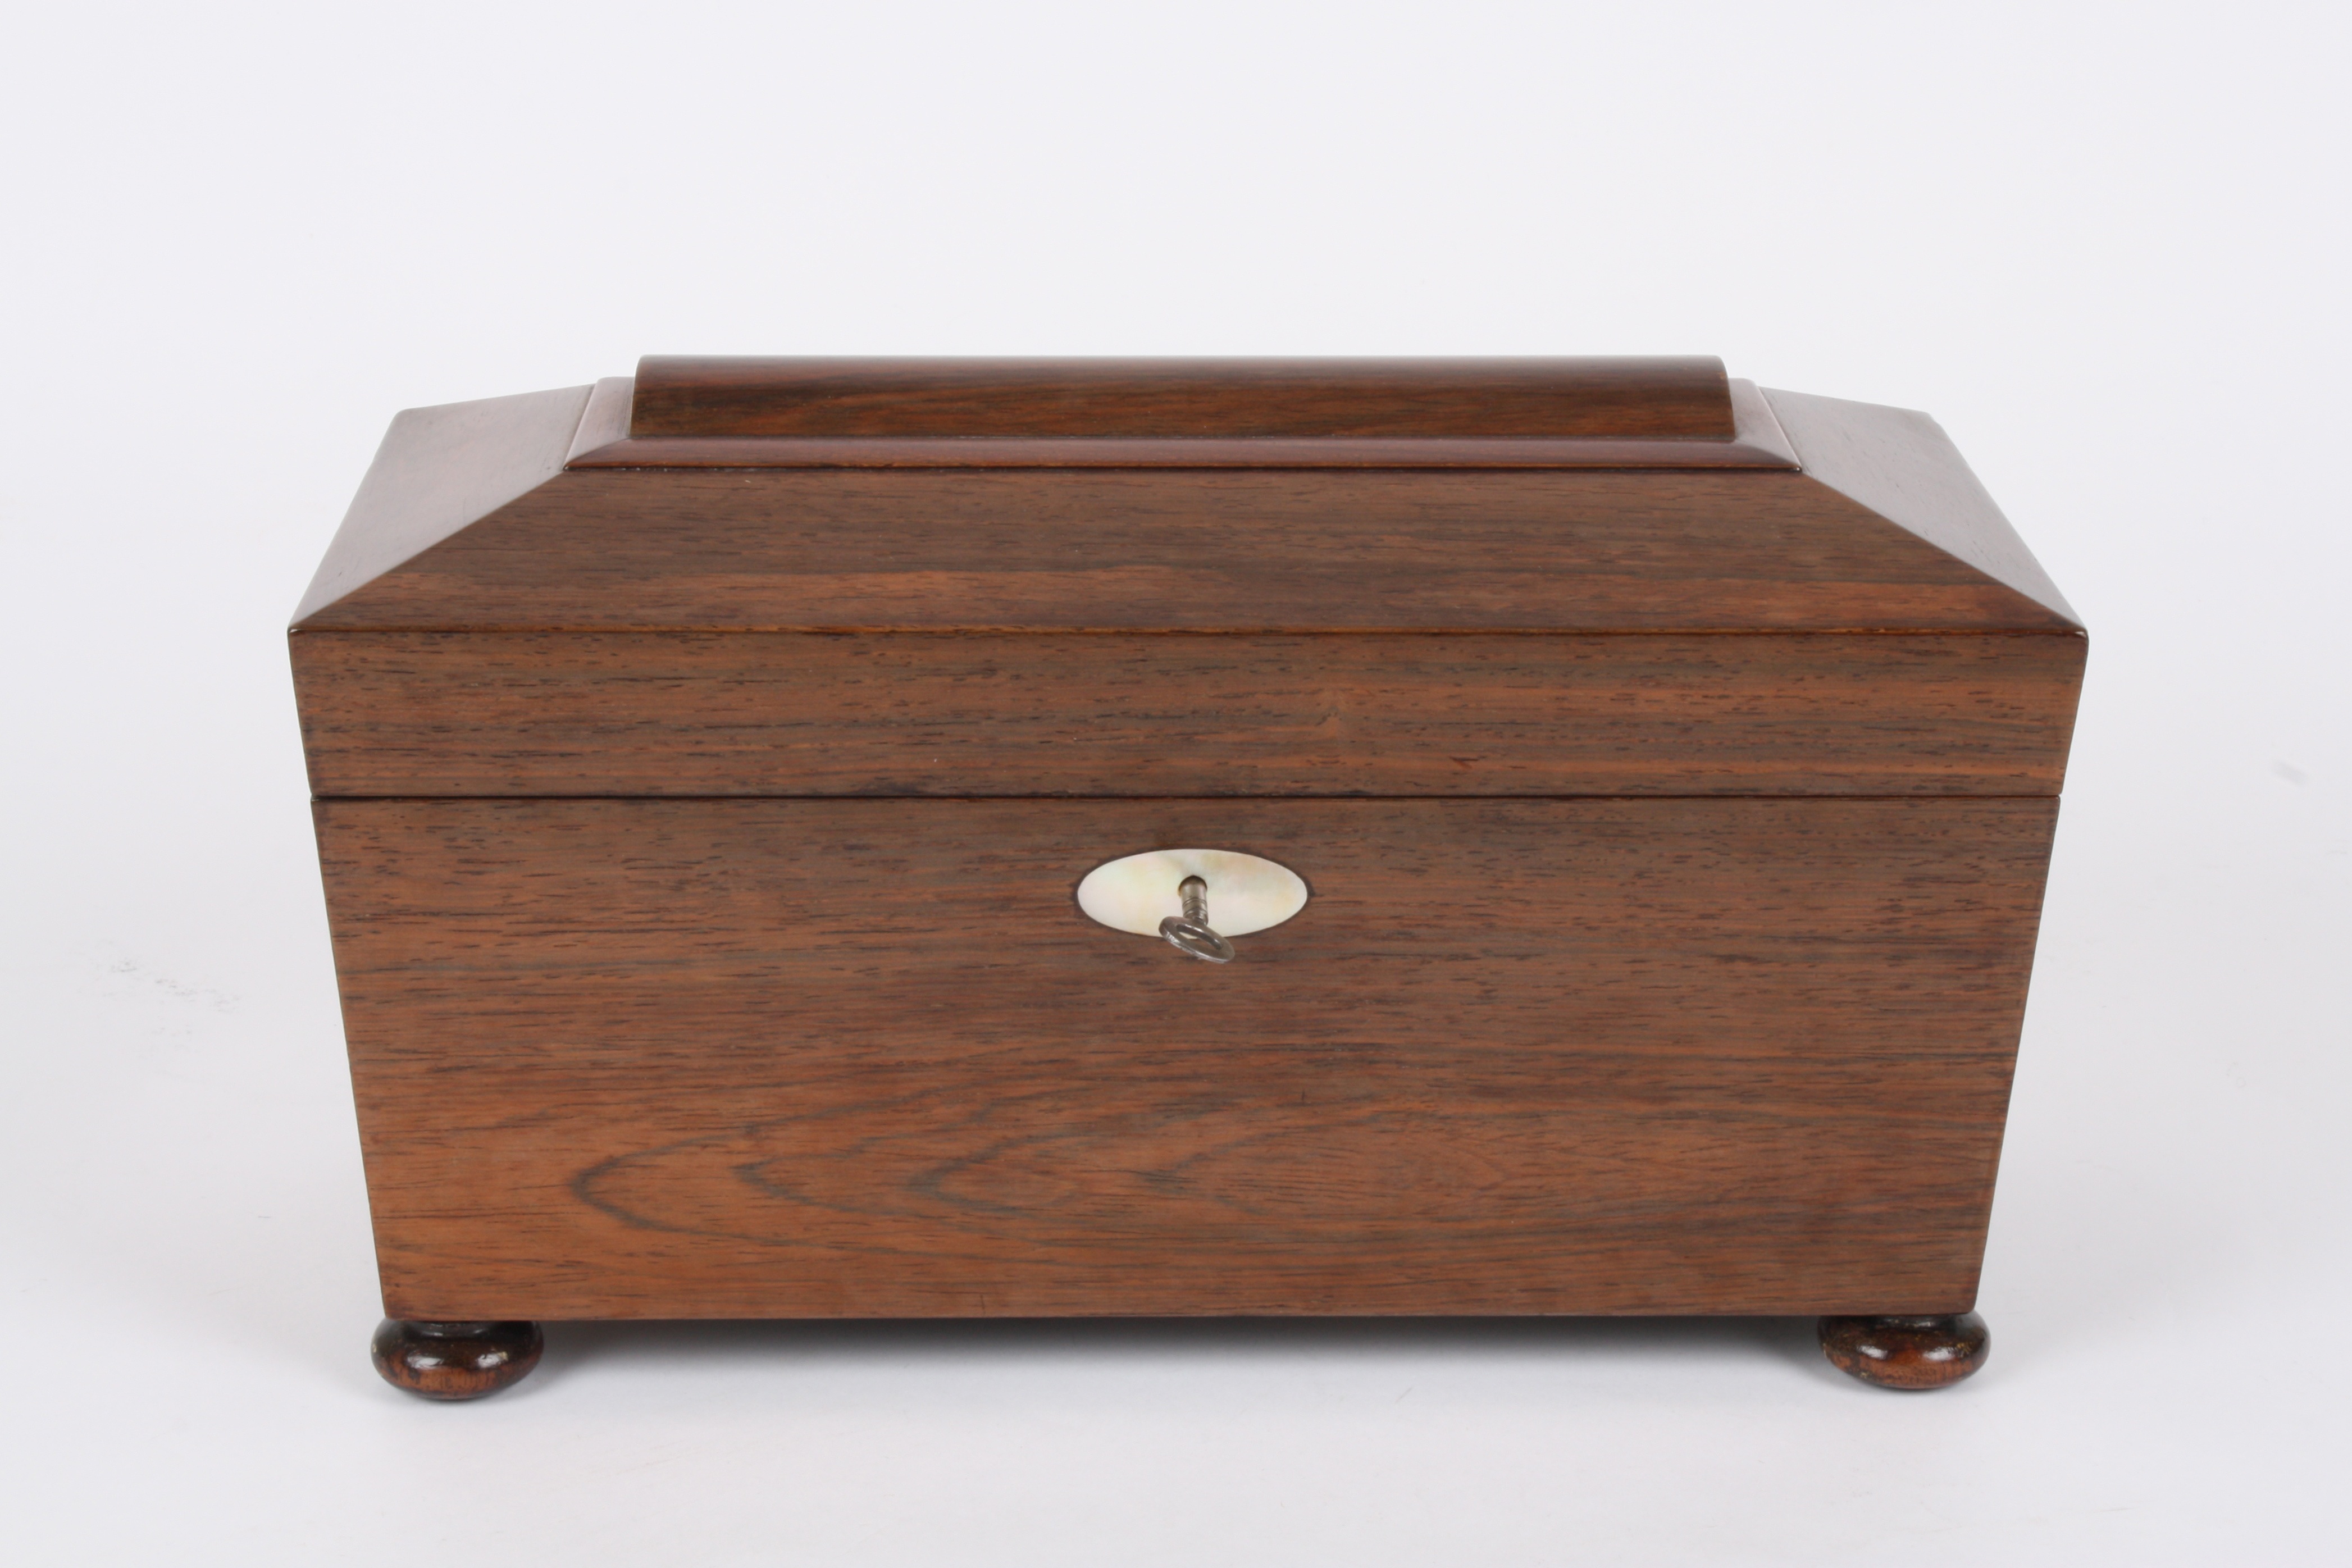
[316,797,2054,1319]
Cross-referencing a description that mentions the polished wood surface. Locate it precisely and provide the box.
[294,364,2084,1342]
[567,378,1798,470]
[628,356,1738,440]
[317,796,2053,1320]
[293,630,2084,799]
[293,384,591,626]
[1768,390,2078,625]
[291,467,2076,633]
[1817,1312,1990,1389]
[369,1319,543,1400]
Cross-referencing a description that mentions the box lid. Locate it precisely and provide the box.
[290,359,2083,802]
[291,357,2077,633]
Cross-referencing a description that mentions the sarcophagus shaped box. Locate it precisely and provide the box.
[292,358,2083,1396]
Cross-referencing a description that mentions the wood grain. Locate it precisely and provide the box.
[293,385,592,626]
[290,467,2077,633]
[292,370,2085,1333]
[317,796,2055,1320]
[291,630,2085,799]
[1765,389,2078,625]
[565,380,1799,470]
[628,355,1738,440]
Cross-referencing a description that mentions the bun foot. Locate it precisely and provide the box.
[1817,1312,1989,1390]
[371,1319,543,1400]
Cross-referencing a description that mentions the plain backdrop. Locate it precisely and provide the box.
[3,3,2346,1562]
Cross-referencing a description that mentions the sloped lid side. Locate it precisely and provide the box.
[292,464,2075,633]
[1766,389,2081,628]
[292,385,591,626]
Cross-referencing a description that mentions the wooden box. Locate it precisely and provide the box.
[292,358,2083,1396]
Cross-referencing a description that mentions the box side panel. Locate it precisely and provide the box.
[294,631,2085,798]
[316,797,2053,1319]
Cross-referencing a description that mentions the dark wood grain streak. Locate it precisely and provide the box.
[629,355,1738,440]
[317,796,2053,1320]
[291,631,2085,799]
[291,468,2076,633]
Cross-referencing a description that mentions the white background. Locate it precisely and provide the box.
[4,2,2346,1562]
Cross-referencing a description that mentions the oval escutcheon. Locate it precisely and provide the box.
[1075,848,1309,939]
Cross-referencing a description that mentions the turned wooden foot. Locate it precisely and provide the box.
[1817,1312,1989,1390]
[371,1319,543,1400]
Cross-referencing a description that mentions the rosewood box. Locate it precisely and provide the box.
[291,357,2084,1396]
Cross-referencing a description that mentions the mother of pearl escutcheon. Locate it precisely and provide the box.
[1075,849,1310,941]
